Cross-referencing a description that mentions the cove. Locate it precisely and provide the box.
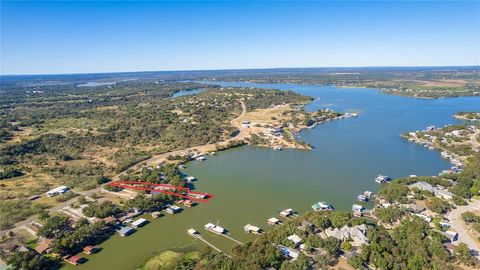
[63,83,480,270]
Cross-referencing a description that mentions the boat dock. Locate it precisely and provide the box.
[187,229,228,256]
[204,223,243,245]
[221,233,244,245]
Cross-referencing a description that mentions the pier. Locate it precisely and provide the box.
[221,234,244,245]
[187,229,230,257]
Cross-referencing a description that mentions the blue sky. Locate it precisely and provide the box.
[1,1,479,75]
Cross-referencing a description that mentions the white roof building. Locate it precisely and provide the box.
[46,186,69,197]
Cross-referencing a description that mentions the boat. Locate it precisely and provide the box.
[311,201,333,211]
[375,174,391,184]
[273,146,283,151]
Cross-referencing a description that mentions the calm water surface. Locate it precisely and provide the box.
[64,83,480,270]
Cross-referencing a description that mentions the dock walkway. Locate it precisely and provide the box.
[188,233,231,258]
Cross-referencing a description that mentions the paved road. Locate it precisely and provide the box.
[447,199,480,258]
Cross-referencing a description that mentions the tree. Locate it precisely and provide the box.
[38,215,71,238]
[7,250,58,270]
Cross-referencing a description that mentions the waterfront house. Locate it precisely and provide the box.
[324,224,369,247]
[118,226,135,237]
[267,217,281,225]
[297,221,315,232]
[83,246,99,255]
[280,208,294,218]
[287,234,302,246]
[131,218,148,228]
[34,239,53,254]
[411,181,435,193]
[46,185,69,197]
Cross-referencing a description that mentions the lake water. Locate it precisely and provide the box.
[64,83,480,270]
[170,88,205,98]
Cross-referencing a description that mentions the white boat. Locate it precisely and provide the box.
[273,146,283,151]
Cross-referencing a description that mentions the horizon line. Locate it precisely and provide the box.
[1,64,479,77]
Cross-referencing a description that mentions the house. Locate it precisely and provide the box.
[241,121,251,128]
[410,182,435,193]
[118,226,135,237]
[287,234,302,246]
[414,213,432,223]
[435,189,453,200]
[65,255,85,265]
[443,231,458,242]
[267,217,281,226]
[34,239,53,254]
[46,185,69,197]
[102,216,117,224]
[83,246,100,255]
[131,218,148,228]
[403,203,424,213]
[324,225,369,247]
[0,242,18,253]
[297,221,314,232]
